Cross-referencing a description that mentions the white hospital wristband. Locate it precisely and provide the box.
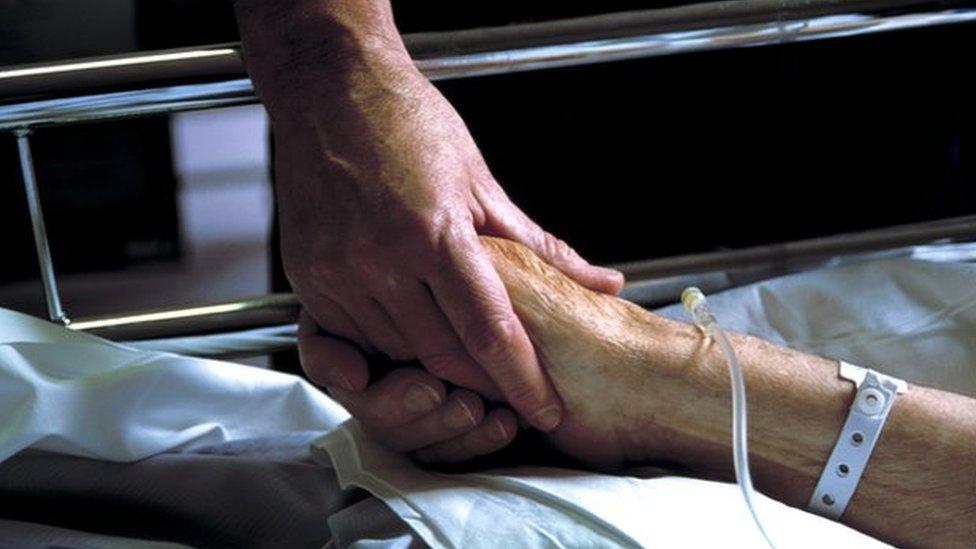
[807,361,908,520]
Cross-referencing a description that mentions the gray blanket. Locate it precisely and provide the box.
[0,433,421,548]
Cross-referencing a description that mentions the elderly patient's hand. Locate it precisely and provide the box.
[303,236,686,466]
[422,236,687,468]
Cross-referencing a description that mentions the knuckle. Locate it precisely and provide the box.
[430,214,473,258]
[463,315,520,367]
[412,214,447,253]
[502,380,541,410]
[542,232,573,262]
[427,206,460,238]
[420,350,461,380]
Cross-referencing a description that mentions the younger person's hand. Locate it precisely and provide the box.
[299,312,519,462]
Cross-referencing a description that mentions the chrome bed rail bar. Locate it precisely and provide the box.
[3,0,975,347]
[70,293,300,342]
[69,215,976,343]
[2,1,975,130]
[617,214,976,280]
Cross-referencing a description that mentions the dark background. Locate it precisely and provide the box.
[1,1,973,284]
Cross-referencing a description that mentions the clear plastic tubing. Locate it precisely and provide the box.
[681,287,775,548]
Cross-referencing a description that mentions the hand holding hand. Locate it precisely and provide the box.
[299,311,519,462]
[274,53,622,431]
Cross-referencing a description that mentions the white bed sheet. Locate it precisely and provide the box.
[314,257,975,548]
[655,257,976,397]
[0,309,348,463]
[1,257,973,547]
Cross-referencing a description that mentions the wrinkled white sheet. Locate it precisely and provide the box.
[314,257,974,549]
[0,309,348,463]
[655,257,976,397]
[317,422,886,549]
[1,257,973,548]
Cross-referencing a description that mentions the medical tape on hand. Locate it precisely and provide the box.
[808,361,908,520]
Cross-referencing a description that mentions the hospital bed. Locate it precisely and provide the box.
[1,1,975,547]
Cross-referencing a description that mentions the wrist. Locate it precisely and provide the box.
[606,315,722,464]
[267,48,421,127]
[624,319,851,497]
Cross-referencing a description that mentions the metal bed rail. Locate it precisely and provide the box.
[2,0,975,343]
[2,0,976,130]
[68,214,976,342]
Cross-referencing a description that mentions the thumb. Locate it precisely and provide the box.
[482,199,625,295]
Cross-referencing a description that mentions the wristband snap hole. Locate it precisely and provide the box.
[837,463,850,476]
[851,431,864,445]
[858,388,885,414]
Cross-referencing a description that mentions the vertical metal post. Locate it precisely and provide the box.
[14,128,69,324]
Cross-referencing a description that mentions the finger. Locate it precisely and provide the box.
[301,294,367,346]
[342,295,413,360]
[429,228,563,431]
[298,310,369,391]
[380,282,502,399]
[414,408,518,463]
[376,389,484,452]
[483,200,624,295]
[328,367,447,430]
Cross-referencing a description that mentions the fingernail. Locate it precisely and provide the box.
[598,267,625,283]
[403,383,442,413]
[531,404,562,431]
[444,398,477,429]
[487,417,509,442]
[330,368,355,391]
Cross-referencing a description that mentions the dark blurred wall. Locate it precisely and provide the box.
[133,1,976,263]
[436,22,976,261]
[0,121,180,280]
[2,1,973,278]
[0,1,180,283]
[417,7,976,262]
[0,0,136,64]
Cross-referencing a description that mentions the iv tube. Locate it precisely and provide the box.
[681,287,775,548]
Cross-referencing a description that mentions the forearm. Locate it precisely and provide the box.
[480,236,974,545]
[642,320,976,548]
[232,0,432,217]
[233,0,412,115]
